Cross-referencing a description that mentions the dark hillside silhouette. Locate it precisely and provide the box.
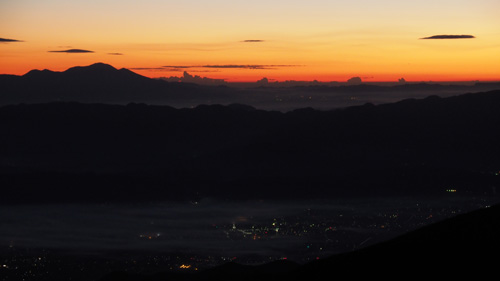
[295,204,500,279]
[1,63,232,104]
[1,90,499,203]
[1,64,500,281]
[96,203,500,280]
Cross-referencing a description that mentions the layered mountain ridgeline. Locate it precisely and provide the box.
[97,203,500,280]
[0,63,233,105]
[1,90,500,203]
[2,63,500,110]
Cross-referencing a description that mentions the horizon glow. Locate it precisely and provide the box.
[1,0,499,82]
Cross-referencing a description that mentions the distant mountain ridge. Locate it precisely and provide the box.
[0,63,224,105]
[1,90,499,203]
[2,63,500,110]
[22,63,149,85]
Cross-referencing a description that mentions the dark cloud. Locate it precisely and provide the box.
[242,40,265,43]
[107,53,123,56]
[202,65,297,70]
[132,65,299,72]
[203,65,264,69]
[161,71,227,85]
[0,37,23,43]
[257,77,269,85]
[347,77,362,85]
[185,70,220,73]
[420,35,475,40]
[162,65,194,69]
[165,69,220,73]
[164,68,189,72]
[130,67,166,71]
[48,49,94,53]
[162,65,285,70]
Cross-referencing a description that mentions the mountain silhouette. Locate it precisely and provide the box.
[2,63,500,110]
[1,90,499,204]
[97,204,500,280]
[1,64,500,280]
[1,63,230,104]
[296,204,500,279]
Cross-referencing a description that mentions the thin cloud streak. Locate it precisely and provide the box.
[0,37,23,43]
[107,53,123,55]
[48,49,94,53]
[162,65,193,69]
[130,67,166,71]
[202,65,299,70]
[164,69,220,73]
[242,40,265,43]
[420,35,475,40]
[131,65,302,72]
[154,65,301,70]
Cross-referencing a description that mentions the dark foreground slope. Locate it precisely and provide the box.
[298,204,500,278]
[98,203,500,280]
[1,90,500,203]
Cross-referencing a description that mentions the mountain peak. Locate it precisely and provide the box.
[24,69,55,77]
[65,63,117,73]
[89,62,117,69]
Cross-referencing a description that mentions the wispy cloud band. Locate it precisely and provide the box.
[420,35,475,40]
[0,37,23,42]
[48,49,94,53]
[132,64,300,72]
[203,65,297,69]
[162,65,299,70]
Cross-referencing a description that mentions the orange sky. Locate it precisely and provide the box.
[1,0,499,82]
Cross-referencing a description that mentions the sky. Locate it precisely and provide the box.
[1,0,499,82]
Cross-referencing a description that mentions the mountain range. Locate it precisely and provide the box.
[2,63,500,111]
[0,63,232,105]
[1,63,500,280]
[1,89,499,203]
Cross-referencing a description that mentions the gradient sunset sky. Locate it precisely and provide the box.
[1,0,499,82]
